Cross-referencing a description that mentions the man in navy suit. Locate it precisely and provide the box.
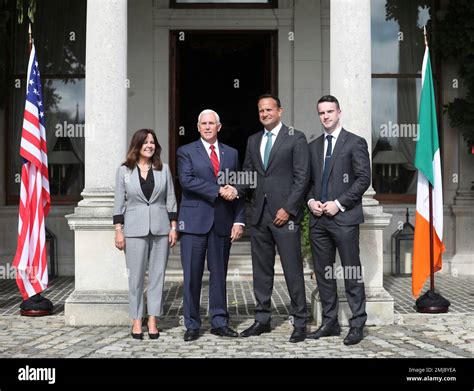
[306,95,370,345]
[177,109,245,341]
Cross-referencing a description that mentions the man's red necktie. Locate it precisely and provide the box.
[209,145,219,176]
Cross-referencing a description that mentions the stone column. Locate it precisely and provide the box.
[65,0,129,325]
[311,0,394,326]
[0,108,5,205]
[292,0,323,137]
[450,135,474,275]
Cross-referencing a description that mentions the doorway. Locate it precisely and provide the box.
[169,30,278,177]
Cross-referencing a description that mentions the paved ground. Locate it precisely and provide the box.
[0,274,472,359]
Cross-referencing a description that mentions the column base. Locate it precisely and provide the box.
[65,291,130,326]
[311,286,394,326]
[445,254,474,276]
[450,198,474,275]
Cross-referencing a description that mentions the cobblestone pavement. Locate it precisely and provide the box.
[0,274,472,359]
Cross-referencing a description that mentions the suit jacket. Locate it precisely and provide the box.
[306,128,371,227]
[239,124,310,225]
[177,140,245,236]
[113,163,177,237]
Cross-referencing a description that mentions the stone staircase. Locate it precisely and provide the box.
[166,239,313,281]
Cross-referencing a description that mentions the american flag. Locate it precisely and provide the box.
[12,44,51,300]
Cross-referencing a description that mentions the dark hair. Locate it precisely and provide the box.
[123,129,163,171]
[317,95,340,110]
[257,93,281,108]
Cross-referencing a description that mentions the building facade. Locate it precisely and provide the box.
[0,0,472,325]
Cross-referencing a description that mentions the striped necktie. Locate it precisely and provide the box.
[209,145,219,176]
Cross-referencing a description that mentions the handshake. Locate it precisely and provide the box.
[219,185,239,201]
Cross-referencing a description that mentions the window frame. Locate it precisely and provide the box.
[170,0,278,9]
[5,2,86,206]
[6,74,86,206]
[371,0,442,204]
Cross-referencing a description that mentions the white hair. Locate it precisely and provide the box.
[198,109,220,124]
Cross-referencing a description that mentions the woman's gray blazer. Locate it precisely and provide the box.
[113,164,177,237]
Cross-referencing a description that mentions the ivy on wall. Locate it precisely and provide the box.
[0,0,36,109]
[16,0,36,24]
[435,0,474,152]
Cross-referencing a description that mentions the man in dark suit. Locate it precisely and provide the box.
[177,109,245,342]
[238,94,310,343]
[306,95,371,345]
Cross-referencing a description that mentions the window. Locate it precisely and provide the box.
[171,0,277,8]
[371,0,436,203]
[6,0,86,204]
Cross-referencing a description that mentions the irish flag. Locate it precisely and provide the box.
[412,45,445,298]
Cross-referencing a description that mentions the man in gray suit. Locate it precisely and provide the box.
[238,94,310,343]
[306,95,370,345]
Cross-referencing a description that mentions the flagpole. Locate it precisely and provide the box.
[28,23,33,51]
[17,21,54,317]
[415,25,449,313]
[428,184,435,290]
[424,26,435,292]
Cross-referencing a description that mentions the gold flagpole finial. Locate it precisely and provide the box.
[28,23,33,46]
[423,25,428,47]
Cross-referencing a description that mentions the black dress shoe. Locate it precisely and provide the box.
[289,327,306,343]
[147,324,160,339]
[343,327,364,345]
[184,329,200,342]
[239,321,271,338]
[307,322,341,339]
[148,331,160,340]
[210,326,239,338]
[131,327,143,340]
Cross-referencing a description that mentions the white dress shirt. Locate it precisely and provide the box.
[200,138,220,162]
[308,125,345,212]
[260,122,282,162]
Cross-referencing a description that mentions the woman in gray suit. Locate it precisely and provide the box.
[113,129,178,340]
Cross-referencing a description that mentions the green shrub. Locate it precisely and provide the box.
[301,204,312,263]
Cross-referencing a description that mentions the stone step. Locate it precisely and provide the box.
[166,254,313,281]
[169,240,252,256]
[165,239,313,280]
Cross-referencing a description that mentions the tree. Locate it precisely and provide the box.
[435,0,474,152]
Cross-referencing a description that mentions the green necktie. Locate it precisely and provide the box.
[263,131,273,169]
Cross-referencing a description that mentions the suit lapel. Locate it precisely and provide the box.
[325,128,348,178]
[218,142,227,170]
[315,135,324,177]
[148,169,161,203]
[195,140,215,176]
[266,125,287,169]
[264,124,289,170]
[131,167,148,203]
[254,131,266,172]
